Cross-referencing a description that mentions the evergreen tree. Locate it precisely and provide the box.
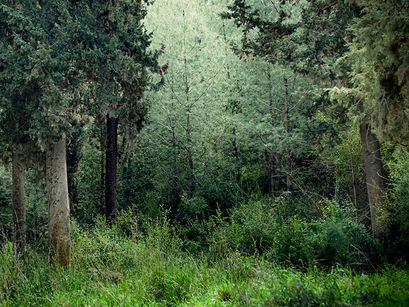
[74,0,160,222]
[224,0,389,238]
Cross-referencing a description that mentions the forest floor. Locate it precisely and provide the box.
[1,220,409,306]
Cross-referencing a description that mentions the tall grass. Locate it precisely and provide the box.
[1,215,408,306]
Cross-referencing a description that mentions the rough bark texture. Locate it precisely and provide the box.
[359,122,387,239]
[12,152,26,256]
[46,135,71,267]
[105,115,118,222]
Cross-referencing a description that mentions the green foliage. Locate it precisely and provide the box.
[0,166,47,244]
[0,167,11,237]
[1,221,409,306]
[345,0,409,144]
[388,148,409,256]
[73,143,102,226]
[223,0,356,79]
[1,0,409,304]
[313,201,382,268]
[332,128,368,218]
[208,196,277,258]
[209,197,380,269]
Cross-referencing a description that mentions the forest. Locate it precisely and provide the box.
[0,0,409,305]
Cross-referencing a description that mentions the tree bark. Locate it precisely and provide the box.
[186,109,195,197]
[359,122,387,239]
[46,135,71,267]
[105,115,118,222]
[184,51,195,197]
[269,149,275,200]
[232,127,240,182]
[284,77,292,196]
[223,21,240,183]
[12,151,26,256]
[267,71,276,201]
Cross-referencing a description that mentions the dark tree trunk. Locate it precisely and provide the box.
[12,152,26,256]
[232,127,240,182]
[186,110,195,197]
[170,126,181,207]
[105,115,118,222]
[359,122,388,239]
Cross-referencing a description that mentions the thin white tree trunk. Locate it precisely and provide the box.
[46,134,71,266]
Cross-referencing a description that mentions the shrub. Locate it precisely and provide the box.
[208,197,381,269]
[268,217,315,268]
[312,201,382,268]
[208,196,277,258]
[388,148,409,258]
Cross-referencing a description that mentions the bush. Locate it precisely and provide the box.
[313,201,382,268]
[388,148,409,258]
[0,218,408,306]
[208,196,277,259]
[208,197,381,269]
[268,217,315,268]
[0,167,11,243]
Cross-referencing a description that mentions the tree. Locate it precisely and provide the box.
[75,0,160,222]
[224,0,389,237]
[345,0,409,144]
[0,0,39,256]
[136,0,232,216]
[0,0,89,265]
[332,0,409,238]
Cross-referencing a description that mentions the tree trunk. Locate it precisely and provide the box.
[266,71,277,201]
[12,152,26,256]
[105,115,118,222]
[232,127,240,182]
[184,50,195,197]
[223,22,240,183]
[46,135,71,267]
[359,122,387,239]
[284,77,292,196]
[186,110,195,197]
[269,149,275,200]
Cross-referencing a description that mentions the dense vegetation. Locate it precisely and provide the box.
[1,0,409,305]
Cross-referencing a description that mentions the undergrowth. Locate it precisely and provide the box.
[1,215,408,306]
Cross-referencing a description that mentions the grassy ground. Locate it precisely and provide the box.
[1,220,409,306]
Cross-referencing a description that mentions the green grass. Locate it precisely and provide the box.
[1,220,409,306]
